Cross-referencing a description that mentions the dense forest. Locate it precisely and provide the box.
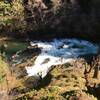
[0,0,100,100]
[0,0,100,40]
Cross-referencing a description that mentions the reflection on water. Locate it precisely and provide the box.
[0,40,28,58]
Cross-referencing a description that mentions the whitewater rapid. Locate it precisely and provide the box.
[26,39,99,78]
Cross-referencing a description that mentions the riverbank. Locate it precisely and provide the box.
[0,38,100,100]
[5,57,100,100]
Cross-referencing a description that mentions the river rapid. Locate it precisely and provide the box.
[25,38,99,78]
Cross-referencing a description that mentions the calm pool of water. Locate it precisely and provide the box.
[0,40,28,58]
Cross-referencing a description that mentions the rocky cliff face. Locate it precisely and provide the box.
[1,0,100,40]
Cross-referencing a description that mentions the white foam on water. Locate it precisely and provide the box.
[26,39,99,78]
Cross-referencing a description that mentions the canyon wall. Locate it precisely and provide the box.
[0,0,100,40]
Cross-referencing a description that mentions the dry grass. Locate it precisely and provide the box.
[0,56,24,100]
[0,44,99,100]
[12,58,99,100]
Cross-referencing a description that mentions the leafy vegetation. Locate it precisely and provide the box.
[4,55,100,100]
[0,0,25,36]
[0,0,100,100]
[5,51,97,99]
[0,56,7,83]
[0,0,100,39]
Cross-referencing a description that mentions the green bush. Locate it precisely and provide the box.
[0,0,26,34]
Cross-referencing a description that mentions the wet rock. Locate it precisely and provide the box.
[42,58,50,64]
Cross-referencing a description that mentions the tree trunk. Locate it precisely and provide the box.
[93,66,99,79]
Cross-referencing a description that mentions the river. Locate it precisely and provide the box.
[0,38,99,79]
[25,38,99,78]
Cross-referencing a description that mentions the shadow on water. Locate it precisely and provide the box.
[0,40,28,59]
